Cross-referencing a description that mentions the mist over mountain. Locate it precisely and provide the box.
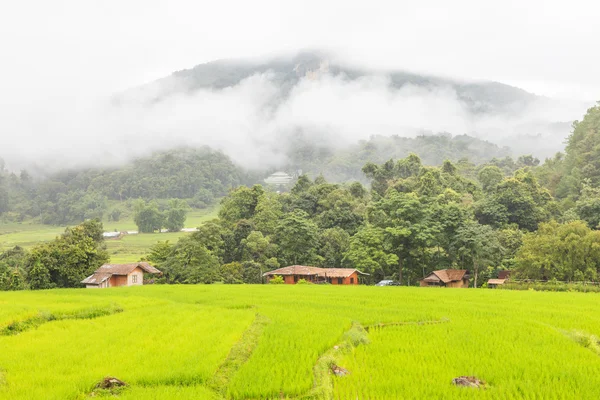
[1,50,584,174]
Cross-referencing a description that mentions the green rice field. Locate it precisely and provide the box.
[1,285,600,399]
[0,207,218,262]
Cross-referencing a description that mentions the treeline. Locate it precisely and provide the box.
[0,220,108,290]
[0,147,244,225]
[145,103,600,286]
[282,132,513,183]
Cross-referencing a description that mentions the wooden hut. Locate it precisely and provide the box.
[420,269,470,288]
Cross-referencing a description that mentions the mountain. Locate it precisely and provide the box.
[122,50,538,115]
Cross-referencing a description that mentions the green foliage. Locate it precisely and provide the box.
[574,184,600,228]
[25,219,109,289]
[164,199,189,232]
[514,220,600,282]
[274,210,319,266]
[133,200,165,233]
[268,275,284,284]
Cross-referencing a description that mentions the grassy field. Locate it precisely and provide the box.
[0,207,219,262]
[1,286,600,399]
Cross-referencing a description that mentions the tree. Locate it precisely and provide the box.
[164,199,189,232]
[274,210,319,266]
[218,185,264,225]
[452,221,503,288]
[26,219,109,288]
[475,171,555,231]
[253,192,283,235]
[28,261,52,290]
[478,165,504,192]
[241,231,276,264]
[515,221,600,282]
[317,228,350,268]
[220,262,243,284]
[161,236,220,284]
[574,184,600,229]
[133,200,165,233]
[344,227,398,282]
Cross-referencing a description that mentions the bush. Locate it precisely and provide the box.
[296,279,310,284]
[269,275,284,284]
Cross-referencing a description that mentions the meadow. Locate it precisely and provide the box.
[1,285,600,399]
[0,207,218,263]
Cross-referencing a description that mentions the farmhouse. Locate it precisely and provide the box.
[420,269,470,288]
[81,262,161,289]
[263,265,367,284]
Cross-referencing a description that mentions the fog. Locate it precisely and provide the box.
[0,58,589,174]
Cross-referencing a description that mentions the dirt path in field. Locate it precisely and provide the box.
[206,313,270,397]
[297,317,450,400]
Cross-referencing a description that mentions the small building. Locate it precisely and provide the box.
[487,278,506,288]
[420,269,470,288]
[263,265,367,285]
[264,171,294,186]
[81,262,161,289]
[498,270,511,280]
[488,271,510,288]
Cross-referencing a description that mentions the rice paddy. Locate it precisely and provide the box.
[1,285,600,399]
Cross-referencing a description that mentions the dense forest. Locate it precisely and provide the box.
[0,133,511,225]
[2,103,600,290]
[142,102,600,286]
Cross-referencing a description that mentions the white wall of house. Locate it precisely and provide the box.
[128,267,144,286]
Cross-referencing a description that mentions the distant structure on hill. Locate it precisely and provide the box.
[264,171,294,187]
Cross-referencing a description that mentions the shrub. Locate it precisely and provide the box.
[269,275,284,284]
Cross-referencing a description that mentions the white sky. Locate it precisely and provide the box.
[0,0,599,101]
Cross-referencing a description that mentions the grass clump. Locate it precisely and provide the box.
[568,330,600,356]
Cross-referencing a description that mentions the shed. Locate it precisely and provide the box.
[81,262,161,289]
[420,269,470,288]
[487,278,507,288]
[263,266,367,285]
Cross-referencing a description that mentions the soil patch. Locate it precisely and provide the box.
[452,376,485,388]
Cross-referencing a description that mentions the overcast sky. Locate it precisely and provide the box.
[1,0,599,102]
[0,0,599,171]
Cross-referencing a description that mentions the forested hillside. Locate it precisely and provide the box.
[0,147,244,224]
[0,133,513,226]
[287,133,512,182]
[129,51,537,115]
[139,103,600,288]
